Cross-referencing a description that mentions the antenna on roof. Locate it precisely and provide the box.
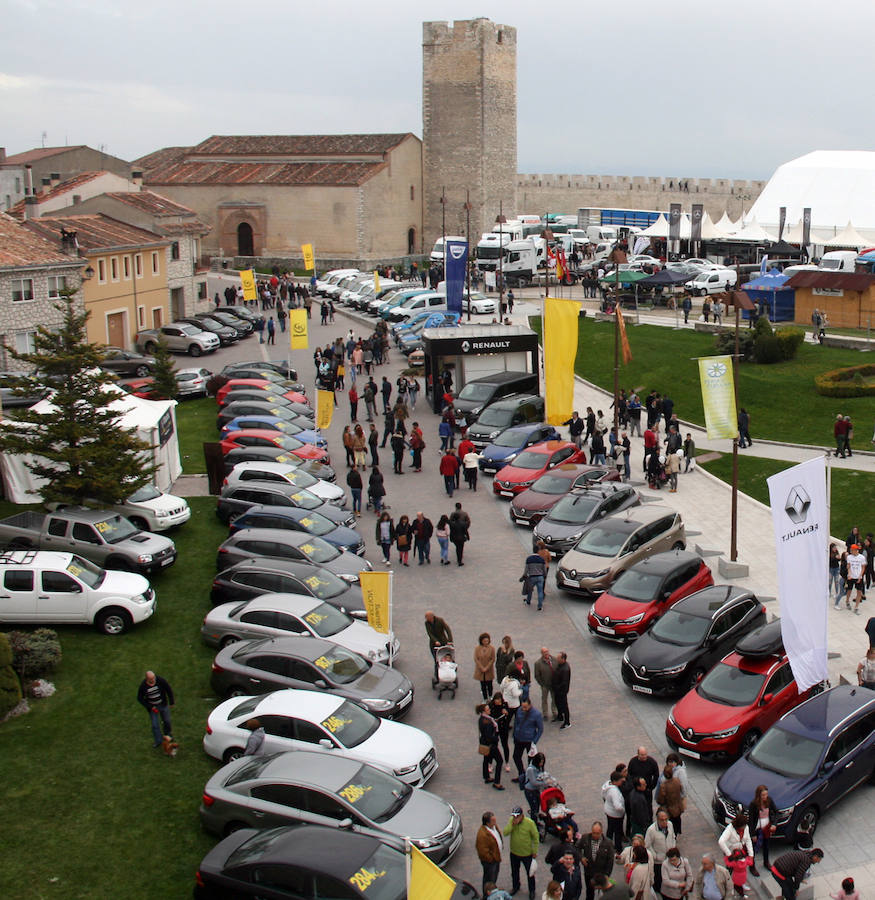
[41,131,47,148]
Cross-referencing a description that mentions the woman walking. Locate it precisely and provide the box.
[409,422,425,472]
[489,692,512,773]
[375,512,394,565]
[368,466,386,514]
[474,632,496,701]
[496,635,515,683]
[436,514,451,565]
[342,425,355,468]
[477,703,504,790]
[395,514,412,567]
[346,467,362,517]
[352,424,367,471]
[747,785,776,875]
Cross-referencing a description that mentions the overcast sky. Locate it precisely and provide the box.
[3,0,874,180]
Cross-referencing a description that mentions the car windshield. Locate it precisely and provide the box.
[66,554,105,588]
[299,567,348,599]
[698,663,766,706]
[288,490,321,510]
[574,526,629,557]
[477,407,513,427]
[531,473,574,494]
[295,512,334,536]
[284,470,316,489]
[494,430,526,448]
[295,537,340,564]
[225,752,284,787]
[347,844,407,898]
[229,696,262,719]
[338,765,413,823]
[275,435,304,452]
[321,699,380,747]
[650,609,710,645]
[94,514,139,543]
[302,601,352,637]
[457,383,494,402]
[178,324,199,336]
[312,646,368,684]
[512,451,548,470]
[127,485,162,503]
[549,494,599,525]
[608,570,664,601]
[748,726,824,777]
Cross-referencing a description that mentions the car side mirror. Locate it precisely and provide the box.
[315,679,328,689]
[338,818,354,829]
[663,590,672,600]
[760,693,773,706]
[319,738,334,750]
[821,760,835,774]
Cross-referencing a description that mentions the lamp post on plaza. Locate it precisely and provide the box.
[439,188,447,280]
[496,202,507,315]
[464,191,472,322]
[541,217,554,298]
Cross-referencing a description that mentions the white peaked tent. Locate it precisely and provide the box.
[641,214,669,238]
[822,222,870,249]
[700,212,729,240]
[782,219,828,245]
[729,218,772,242]
[715,212,738,234]
[0,385,182,504]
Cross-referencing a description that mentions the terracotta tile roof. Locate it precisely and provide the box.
[22,214,169,253]
[146,159,386,187]
[191,134,411,156]
[103,190,197,217]
[2,145,88,165]
[7,171,109,219]
[0,212,83,269]
[132,145,191,173]
[785,271,875,292]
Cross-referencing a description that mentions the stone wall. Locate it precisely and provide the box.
[423,19,517,252]
[516,174,766,220]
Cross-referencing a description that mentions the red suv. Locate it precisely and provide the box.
[666,620,814,761]
[493,441,587,498]
[588,551,712,642]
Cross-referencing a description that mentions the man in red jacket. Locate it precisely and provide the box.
[643,423,659,473]
[439,449,460,497]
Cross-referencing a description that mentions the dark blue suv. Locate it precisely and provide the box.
[713,685,875,838]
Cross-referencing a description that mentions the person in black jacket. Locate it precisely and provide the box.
[477,703,505,789]
[368,467,386,513]
[771,848,823,900]
[137,671,175,748]
[747,785,778,873]
[449,503,470,566]
[346,467,363,516]
[576,823,615,900]
[553,652,571,729]
[563,412,586,449]
[627,748,660,808]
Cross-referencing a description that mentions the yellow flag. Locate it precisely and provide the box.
[543,297,580,425]
[408,844,456,900]
[374,270,381,294]
[301,243,315,271]
[240,268,257,302]
[289,309,308,349]
[698,355,739,440]
[359,571,391,635]
[617,307,632,364]
[316,389,334,430]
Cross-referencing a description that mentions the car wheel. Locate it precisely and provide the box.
[226,686,247,698]
[8,538,32,550]
[128,516,149,532]
[134,365,151,377]
[189,344,203,358]
[672,541,685,551]
[223,821,247,838]
[222,747,245,764]
[739,730,761,755]
[144,342,157,354]
[798,805,819,836]
[687,667,706,691]
[220,635,240,649]
[96,607,132,636]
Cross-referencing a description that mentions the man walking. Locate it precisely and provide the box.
[381,376,392,414]
[521,549,548,610]
[424,610,452,677]
[533,647,557,721]
[511,698,544,784]
[137,670,175,748]
[477,811,504,896]
[412,511,434,565]
[553,652,571,730]
[845,543,867,614]
[440,448,460,496]
[449,502,470,566]
[504,806,539,900]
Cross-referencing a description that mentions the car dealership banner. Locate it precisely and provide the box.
[544,297,580,425]
[697,356,738,440]
[444,239,468,315]
[766,457,829,691]
[239,268,258,302]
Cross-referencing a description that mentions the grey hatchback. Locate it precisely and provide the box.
[210,635,414,718]
[200,750,462,864]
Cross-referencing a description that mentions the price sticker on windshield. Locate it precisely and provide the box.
[275,455,290,463]
[315,655,342,671]
[300,517,314,527]
[305,575,325,590]
[95,520,113,534]
[339,782,373,805]
[66,562,83,577]
[291,493,307,503]
[349,868,386,893]
[299,543,316,556]
[304,611,326,626]
[321,713,352,734]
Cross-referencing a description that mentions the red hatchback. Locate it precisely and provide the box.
[493,441,587,497]
[219,430,329,464]
[666,620,813,761]
[588,551,712,642]
[510,463,621,526]
[216,379,308,407]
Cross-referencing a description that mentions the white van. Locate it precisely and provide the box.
[587,225,618,245]
[687,268,738,295]
[430,236,467,263]
[818,251,857,273]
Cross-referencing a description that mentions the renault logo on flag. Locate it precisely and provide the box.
[784,484,811,525]
[449,244,466,260]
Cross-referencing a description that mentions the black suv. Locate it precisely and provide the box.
[466,394,546,449]
[216,482,353,527]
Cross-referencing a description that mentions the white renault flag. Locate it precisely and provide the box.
[766,457,829,691]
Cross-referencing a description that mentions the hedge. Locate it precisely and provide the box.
[0,633,22,719]
[815,363,875,398]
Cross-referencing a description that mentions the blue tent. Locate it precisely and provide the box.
[741,270,795,321]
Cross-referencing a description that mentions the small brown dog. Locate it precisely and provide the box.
[161,735,179,758]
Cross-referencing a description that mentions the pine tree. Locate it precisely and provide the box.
[145,337,178,400]
[0,292,156,506]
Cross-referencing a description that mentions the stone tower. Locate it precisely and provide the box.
[422,19,517,254]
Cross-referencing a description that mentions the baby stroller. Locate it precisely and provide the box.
[538,782,578,841]
[432,644,458,699]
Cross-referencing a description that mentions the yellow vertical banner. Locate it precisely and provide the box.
[301,243,315,271]
[316,389,335,430]
[617,307,632,364]
[374,270,381,294]
[407,844,456,900]
[698,355,739,439]
[239,268,257,302]
[359,571,391,635]
[289,309,308,349]
[543,297,580,425]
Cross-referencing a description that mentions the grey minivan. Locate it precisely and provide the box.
[467,394,546,449]
[453,371,540,425]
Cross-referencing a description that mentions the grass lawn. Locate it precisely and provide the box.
[698,453,875,538]
[1,496,227,899]
[175,397,217,475]
[534,317,874,451]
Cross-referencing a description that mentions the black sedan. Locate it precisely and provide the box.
[621,585,767,696]
[195,311,253,337]
[222,359,298,381]
[178,316,238,346]
[222,447,335,483]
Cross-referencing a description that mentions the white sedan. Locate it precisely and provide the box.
[203,689,436,785]
[462,292,496,315]
[201,592,399,661]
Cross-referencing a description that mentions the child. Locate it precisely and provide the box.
[830,878,860,900]
[545,795,580,838]
[726,848,752,896]
[437,653,457,684]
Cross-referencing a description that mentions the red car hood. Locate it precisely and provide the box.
[495,463,545,483]
[671,687,748,734]
[294,444,327,461]
[592,593,657,622]
[512,489,566,512]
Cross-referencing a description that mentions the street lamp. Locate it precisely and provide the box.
[439,188,447,279]
[541,217,554,298]
[496,202,507,316]
[464,191,472,322]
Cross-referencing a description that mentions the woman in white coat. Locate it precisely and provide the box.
[717,812,753,862]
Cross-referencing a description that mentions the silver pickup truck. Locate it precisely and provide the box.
[134,323,220,357]
[0,507,177,574]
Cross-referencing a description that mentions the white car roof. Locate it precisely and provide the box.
[232,688,345,720]
[228,460,302,477]
[0,550,77,568]
[232,592,323,617]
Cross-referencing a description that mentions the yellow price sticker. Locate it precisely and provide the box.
[95,521,111,533]
[300,518,314,527]
[305,575,324,590]
[292,493,306,503]
[321,714,352,734]
[339,783,373,804]
[349,868,386,893]
[276,455,290,463]
[66,563,83,577]
[314,655,340,671]
[299,543,315,556]
[304,611,326,626]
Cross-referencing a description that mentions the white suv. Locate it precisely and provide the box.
[0,550,156,635]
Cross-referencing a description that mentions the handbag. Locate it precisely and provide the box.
[478,744,492,756]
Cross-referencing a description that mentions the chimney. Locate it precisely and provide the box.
[60,228,79,256]
[24,197,38,220]
[41,177,52,195]
[131,170,143,187]
[25,164,33,196]
[50,172,61,188]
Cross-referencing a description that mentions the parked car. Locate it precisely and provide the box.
[220,416,326,450]
[460,290,497,315]
[215,368,305,394]
[216,482,351,527]
[219,430,329,465]
[217,391,314,421]
[224,461,344,506]
[216,379,308,407]
[210,556,364,609]
[588,551,713,642]
[493,440,588,497]
[467,394,546,449]
[103,485,190,532]
[621,586,767,696]
[0,372,47,409]
[454,371,540,426]
[713,684,875,838]
[222,360,298,381]
[686,268,738,296]
[216,401,315,433]
[216,529,369,579]
[194,311,252,338]
[202,592,390,657]
[100,347,155,377]
[199,752,461,863]
[192,825,407,900]
[203,689,435,783]
[228,506,363,556]
[0,549,155,635]
[556,505,685,597]
[178,316,238,346]
[222,448,336,484]
[478,423,562,474]
[510,463,620,526]
[667,620,820,761]
[220,305,260,325]
[134,323,219,357]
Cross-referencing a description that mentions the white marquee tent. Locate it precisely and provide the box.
[0,386,182,504]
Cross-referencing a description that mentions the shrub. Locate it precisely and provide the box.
[6,629,62,681]
[754,326,804,364]
[815,363,875,397]
[714,329,755,360]
[0,633,22,719]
